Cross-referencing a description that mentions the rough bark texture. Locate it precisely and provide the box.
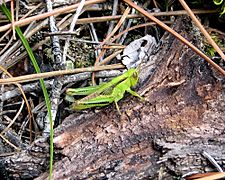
[1,16,225,179]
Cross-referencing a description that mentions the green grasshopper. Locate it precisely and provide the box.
[66,68,143,114]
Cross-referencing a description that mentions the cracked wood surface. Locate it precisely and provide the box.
[1,16,224,179]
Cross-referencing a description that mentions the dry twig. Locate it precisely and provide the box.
[179,0,225,62]
[122,0,225,77]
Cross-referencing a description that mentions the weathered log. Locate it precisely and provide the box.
[1,16,225,179]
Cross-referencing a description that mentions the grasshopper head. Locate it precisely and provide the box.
[129,68,139,87]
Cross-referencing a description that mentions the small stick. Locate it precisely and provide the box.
[0,64,125,84]
[0,65,34,143]
[196,172,225,180]
[0,0,106,33]
[98,7,130,48]
[62,0,86,63]
[10,0,15,39]
[122,0,225,77]
[0,100,25,135]
[202,151,223,172]
[92,7,130,85]
[179,0,225,62]
[106,0,118,36]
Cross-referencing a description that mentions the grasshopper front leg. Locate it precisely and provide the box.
[126,88,144,101]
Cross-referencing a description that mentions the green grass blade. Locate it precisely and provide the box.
[0,4,54,180]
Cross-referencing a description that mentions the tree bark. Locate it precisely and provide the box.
[1,16,225,180]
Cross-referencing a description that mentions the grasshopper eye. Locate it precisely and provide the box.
[132,72,138,79]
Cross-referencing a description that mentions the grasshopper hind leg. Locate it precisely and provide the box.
[114,101,121,115]
[113,93,124,115]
